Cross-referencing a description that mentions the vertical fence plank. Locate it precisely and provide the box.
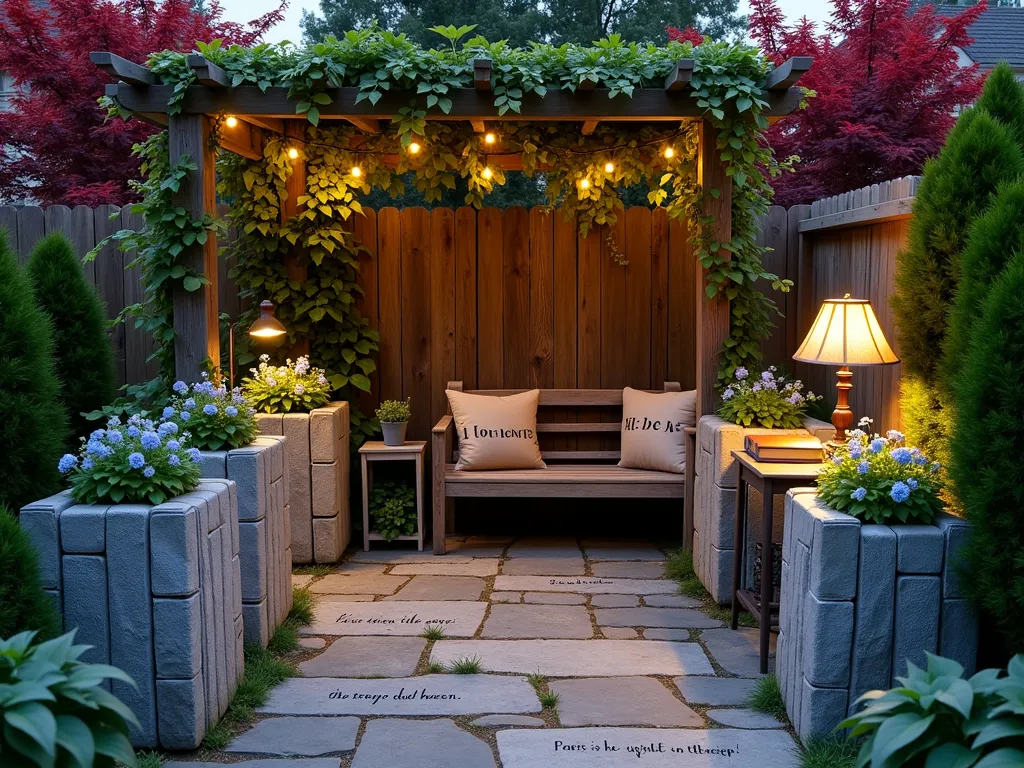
[667,216,695,389]
[757,206,790,367]
[624,207,652,389]
[93,204,126,388]
[16,205,44,262]
[650,208,670,387]
[121,206,156,387]
[600,219,627,390]
[454,207,478,391]
[502,206,531,389]
[477,208,503,388]
[401,208,431,440]
[377,207,403,402]
[577,226,602,450]
[0,206,18,253]
[429,208,456,432]
[529,207,554,390]
[354,208,380,412]
[552,212,578,449]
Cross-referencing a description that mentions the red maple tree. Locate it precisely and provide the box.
[666,25,704,45]
[749,0,986,207]
[0,0,285,206]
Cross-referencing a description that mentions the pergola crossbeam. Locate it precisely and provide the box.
[471,120,486,133]
[187,54,230,88]
[346,117,381,134]
[763,56,813,91]
[663,59,694,91]
[582,120,599,136]
[91,52,156,86]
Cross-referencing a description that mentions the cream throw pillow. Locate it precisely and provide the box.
[618,387,697,474]
[447,389,546,471]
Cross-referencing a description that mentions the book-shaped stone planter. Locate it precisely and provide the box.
[692,415,835,602]
[199,435,292,647]
[255,402,350,563]
[777,489,976,740]
[20,482,243,750]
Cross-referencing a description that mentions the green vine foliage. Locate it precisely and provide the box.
[139,27,793,393]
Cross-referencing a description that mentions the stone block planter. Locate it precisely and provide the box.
[255,402,350,563]
[776,490,977,740]
[693,415,835,602]
[19,482,244,750]
[199,435,292,647]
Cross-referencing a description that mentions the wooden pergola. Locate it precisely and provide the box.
[94,51,812,418]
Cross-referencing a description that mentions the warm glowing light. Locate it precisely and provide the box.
[579,178,590,189]
[288,147,300,160]
[351,166,363,178]
[604,161,615,173]
[408,142,422,155]
[663,146,675,159]
[484,132,497,145]
[482,166,493,180]
[225,116,238,128]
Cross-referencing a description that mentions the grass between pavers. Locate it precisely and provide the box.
[132,750,163,768]
[747,674,787,721]
[201,585,314,750]
[799,736,858,768]
[448,655,484,674]
[292,563,332,577]
[663,549,757,628]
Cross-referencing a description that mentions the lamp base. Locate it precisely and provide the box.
[831,366,854,440]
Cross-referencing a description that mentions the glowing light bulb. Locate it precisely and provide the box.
[663,146,675,159]
[484,132,497,145]
[482,166,493,180]
[287,147,300,160]
[604,161,615,173]
[351,166,362,178]
[225,116,238,128]
[408,142,422,155]
[579,178,590,190]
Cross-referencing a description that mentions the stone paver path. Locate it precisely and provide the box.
[184,536,794,768]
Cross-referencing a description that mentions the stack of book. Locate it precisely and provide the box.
[744,434,824,463]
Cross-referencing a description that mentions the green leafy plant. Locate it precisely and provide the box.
[241,354,333,414]
[816,419,943,525]
[165,374,258,450]
[376,398,411,423]
[717,365,820,429]
[0,231,69,511]
[839,652,1024,767]
[60,414,201,505]
[27,233,117,449]
[0,629,140,767]
[0,505,61,641]
[369,480,417,542]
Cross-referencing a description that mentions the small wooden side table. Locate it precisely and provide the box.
[359,441,427,551]
[729,449,822,674]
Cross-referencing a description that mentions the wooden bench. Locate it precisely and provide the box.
[431,381,687,554]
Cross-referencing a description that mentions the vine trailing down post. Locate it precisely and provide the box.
[105,26,797,418]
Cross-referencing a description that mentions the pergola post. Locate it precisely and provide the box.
[695,120,732,417]
[168,114,220,381]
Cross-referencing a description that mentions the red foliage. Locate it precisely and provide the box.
[749,0,987,207]
[0,0,286,206]
[666,25,704,46]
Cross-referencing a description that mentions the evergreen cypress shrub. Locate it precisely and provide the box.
[0,504,61,640]
[892,108,1024,467]
[28,233,116,446]
[951,250,1024,654]
[974,62,1024,149]
[0,230,69,511]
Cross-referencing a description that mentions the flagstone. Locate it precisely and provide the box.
[644,629,691,641]
[507,538,581,558]
[601,627,639,639]
[708,709,785,729]
[496,728,800,768]
[348,550,473,564]
[298,637,326,650]
[582,541,667,561]
[385,575,485,601]
[491,592,521,603]
[466,535,516,545]
[431,640,715,677]
[501,558,585,576]
[595,607,724,629]
[309,572,409,595]
[225,716,359,755]
[471,715,546,727]
[494,575,677,594]
[700,628,774,678]
[644,594,703,608]
[390,560,499,577]
[299,636,426,677]
[550,677,703,727]
[483,604,593,639]
[591,562,667,579]
[674,677,757,706]
[301,600,487,637]
[352,718,496,768]
[259,675,541,716]
[167,761,339,768]
[292,575,314,588]
[524,592,585,605]
[592,594,639,608]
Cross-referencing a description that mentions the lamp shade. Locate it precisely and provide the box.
[793,296,899,367]
[248,300,287,339]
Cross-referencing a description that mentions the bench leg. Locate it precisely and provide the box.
[432,485,447,555]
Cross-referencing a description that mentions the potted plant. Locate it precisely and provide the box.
[376,398,411,446]
[242,355,350,564]
[21,414,243,748]
[165,373,290,647]
[776,419,976,741]
[370,480,417,541]
[694,366,834,602]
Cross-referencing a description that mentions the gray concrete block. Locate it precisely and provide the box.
[894,526,944,574]
[312,513,343,564]
[290,501,313,564]
[802,592,854,687]
[234,613,245,681]
[232,555,243,622]
[156,675,205,750]
[936,514,971,599]
[59,504,107,553]
[799,678,849,738]
[150,503,200,597]
[228,445,268,522]
[243,601,269,647]
[254,412,284,436]
[940,598,978,675]
[62,555,109,668]
[808,507,860,601]
[20,491,75,589]
[209,526,230,717]
[892,575,940,682]
[257,434,286,481]
[153,595,203,678]
[311,460,340,517]
[239,519,268,602]
[283,414,311,510]
[198,451,228,479]
[849,525,896,705]
[310,403,346,463]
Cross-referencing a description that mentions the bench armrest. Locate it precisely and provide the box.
[433,414,453,434]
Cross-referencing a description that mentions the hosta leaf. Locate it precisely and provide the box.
[55,714,95,768]
[93,724,137,766]
[6,701,58,759]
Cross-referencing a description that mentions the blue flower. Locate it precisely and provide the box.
[141,432,161,450]
[857,460,870,475]
[127,425,141,437]
[158,421,179,437]
[226,406,238,417]
[58,454,78,474]
[142,419,154,430]
[906,478,919,490]
[890,447,913,465]
[851,487,867,501]
[180,411,191,421]
[203,403,218,416]
[761,370,774,383]
[86,439,111,457]
[848,443,863,459]
[90,428,106,440]
[184,398,196,409]
[890,481,911,503]
[735,367,749,380]
[106,429,123,444]
[173,380,188,394]
[81,457,94,471]
[128,452,146,469]
[752,382,763,392]
[886,430,905,442]
[186,447,201,462]
[167,439,181,451]
[128,413,143,425]
[168,454,181,467]
[143,465,156,478]
[106,416,121,428]
[162,406,176,419]
[868,438,886,454]
[722,387,735,401]
[832,456,843,466]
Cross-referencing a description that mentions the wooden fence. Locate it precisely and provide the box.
[1,181,918,436]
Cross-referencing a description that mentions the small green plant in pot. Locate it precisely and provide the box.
[718,366,821,428]
[241,355,332,414]
[376,399,411,446]
[370,480,417,541]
